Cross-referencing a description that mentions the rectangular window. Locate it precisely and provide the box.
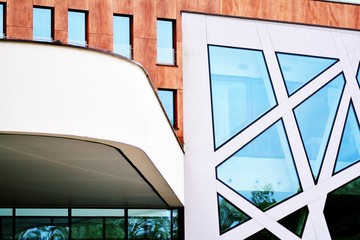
[0,3,5,38]
[113,15,132,58]
[68,10,87,46]
[158,89,176,127]
[157,19,176,65]
[33,7,53,41]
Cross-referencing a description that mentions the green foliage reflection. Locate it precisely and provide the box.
[128,217,171,239]
[251,183,277,210]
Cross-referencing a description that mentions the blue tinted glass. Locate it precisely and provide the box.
[158,90,175,126]
[113,15,131,58]
[357,63,360,87]
[277,53,337,95]
[218,194,249,234]
[294,74,345,179]
[334,104,360,173]
[0,4,4,38]
[33,8,52,41]
[157,20,174,64]
[68,11,86,46]
[209,45,277,149]
[216,120,300,210]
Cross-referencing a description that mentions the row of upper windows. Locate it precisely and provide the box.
[0,5,176,65]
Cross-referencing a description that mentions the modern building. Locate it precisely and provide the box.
[0,0,359,239]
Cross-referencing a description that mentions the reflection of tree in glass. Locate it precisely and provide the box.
[128,217,171,239]
[219,197,249,234]
[18,226,68,240]
[251,183,277,210]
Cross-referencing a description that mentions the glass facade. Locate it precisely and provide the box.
[276,53,338,95]
[278,206,308,237]
[294,73,345,180]
[157,19,175,65]
[33,7,52,41]
[217,120,301,211]
[158,89,175,126]
[0,208,181,240]
[208,45,277,149]
[68,11,86,46]
[113,15,132,58]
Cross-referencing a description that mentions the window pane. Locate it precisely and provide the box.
[157,20,174,64]
[357,63,360,87]
[72,209,124,217]
[106,218,125,239]
[68,11,86,46]
[209,45,277,148]
[72,218,103,239]
[334,103,360,173]
[216,121,301,211]
[0,209,12,216]
[294,73,345,180]
[128,209,171,239]
[278,206,309,237]
[16,208,68,216]
[1,218,13,240]
[16,217,69,239]
[33,8,52,41]
[158,89,175,126]
[276,53,337,95]
[113,15,131,58]
[0,4,4,38]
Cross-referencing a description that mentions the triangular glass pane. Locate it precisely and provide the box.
[216,120,301,211]
[278,206,309,237]
[209,45,277,149]
[324,177,360,239]
[276,53,338,95]
[334,103,360,173]
[294,73,345,180]
[357,63,360,87]
[245,229,280,240]
[218,194,250,235]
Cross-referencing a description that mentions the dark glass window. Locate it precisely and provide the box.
[278,206,309,237]
[157,19,175,65]
[0,3,4,38]
[33,7,53,41]
[113,15,132,58]
[324,177,360,239]
[68,10,87,46]
[357,62,360,87]
[208,45,277,149]
[245,229,280,240]
[158,89,176,127]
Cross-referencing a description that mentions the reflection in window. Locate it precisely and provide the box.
[357,63,360,87]
[245,228,280,240]
[0,4,4,38]
[158,89,175,126]
[113,15,132,58]
[208,45,277,149]
[276,53,337,96]
[324,177,360,239]
[1,218,12,240]
[68,11,86,46]
[294,73,345,180]
[218,194,249,234]
[16,218,69,239]
[33,7,52,41]
[216,120,301,211]
[334,103,360,173]
[128,209,172,239]
[278,206,308,237]
[157,19,175,65]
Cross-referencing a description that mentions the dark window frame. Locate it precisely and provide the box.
[33,6,54,42]
[0,2,6,38]
[68,9,88,47]
[157,18,177,66]
[113,14,133,59]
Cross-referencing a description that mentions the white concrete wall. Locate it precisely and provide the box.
[0,41,184,206]
[183,12,360,239]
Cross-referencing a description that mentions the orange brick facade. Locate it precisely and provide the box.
[1,0,359,144]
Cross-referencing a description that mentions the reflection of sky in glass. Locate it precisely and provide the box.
[158,90,175,126]
[294,74,344,179]
[357,64,360,87]
[157,20,174,64]
[0,4,3,38]
[33,8,52,41]
[217,120,300,210]
[113,16,131,58]
[68,11,86,46]
[209,45,276,149]
[277,53,337,96]
[335,104,360,173]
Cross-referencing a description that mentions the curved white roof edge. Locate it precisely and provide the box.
[0,40,184,206]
